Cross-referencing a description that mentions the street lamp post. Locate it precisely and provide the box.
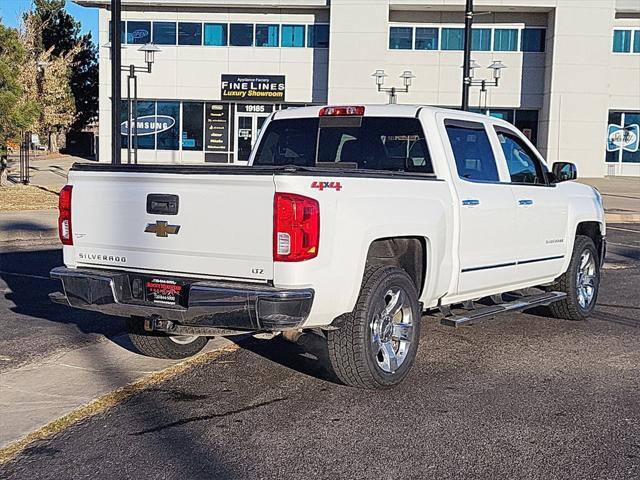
[461,0,474,111]
[103,42,161,164]
[111,0,122,164]
[371,69,415,104]
[460,60,506,110]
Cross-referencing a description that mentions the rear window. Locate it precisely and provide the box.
[253,116,433,174]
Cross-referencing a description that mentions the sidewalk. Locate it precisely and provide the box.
[0,335,237,450]
[5,155,84,191]
[579,177,640,223]
[0,210,59,244]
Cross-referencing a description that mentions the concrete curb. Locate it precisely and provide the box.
[0,227,58,243]
[605,213,640,224]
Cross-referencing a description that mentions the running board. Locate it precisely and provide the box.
[439,291,567,327]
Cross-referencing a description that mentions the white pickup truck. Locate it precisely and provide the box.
[51,105,605,388]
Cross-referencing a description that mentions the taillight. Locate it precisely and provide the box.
[274,193,319,262]
[319,105,365,117]
[58,185,73,245]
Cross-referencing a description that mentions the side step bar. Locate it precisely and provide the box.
[440,291,567,327]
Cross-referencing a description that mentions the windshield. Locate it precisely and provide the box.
[253,117,433,173]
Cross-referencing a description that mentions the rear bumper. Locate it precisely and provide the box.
[49,267,314,331]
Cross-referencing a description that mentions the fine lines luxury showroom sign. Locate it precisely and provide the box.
[221,75,285,101]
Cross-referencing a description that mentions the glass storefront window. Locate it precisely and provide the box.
[472,28,491,51]
[255,24,279,47]
[415,28,438,50]
[441,28,464,50]
[607,111,640,164]
[204,23,227,46]
[119,100,155,149]
[119,100,128,149]
[127,21,150,44]
[282,25,305,47]
[489,109,514,124]
[133,101,156,150]
[521,28,545,52]
[109,21,126,43]
[153,22,176,45]
[230,24,254,46]
[307,24,329,48]
[182,103,204,151]
[389,27,413,50]
[606,112,623,163]
[156,102,180,151]
[178,22,202,45]
[634,31,640,53]
[514,110,539,145]
[622,113,640,163]
[494,29,518,51]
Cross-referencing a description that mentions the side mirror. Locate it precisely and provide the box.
[551,162,577,183]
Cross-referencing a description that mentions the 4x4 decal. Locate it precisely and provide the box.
[311,181,342,191]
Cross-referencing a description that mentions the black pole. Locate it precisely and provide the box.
[461,0,473,111]
[127,66,132,164]
[111,0,122,164]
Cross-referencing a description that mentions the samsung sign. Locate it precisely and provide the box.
[120,115,175,136]
[221,75,285,102]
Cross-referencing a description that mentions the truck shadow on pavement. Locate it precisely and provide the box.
[230,332,343,386]
[0,248,126,340]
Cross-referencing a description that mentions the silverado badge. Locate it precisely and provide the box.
[144,221,180,237]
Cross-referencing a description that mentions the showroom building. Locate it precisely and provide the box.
[77,0,640,176]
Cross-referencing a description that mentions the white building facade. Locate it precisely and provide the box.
[79,0,640,177]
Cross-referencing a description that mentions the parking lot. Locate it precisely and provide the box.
[1,225,639,479]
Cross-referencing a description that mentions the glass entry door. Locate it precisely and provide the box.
[234,105,273,163]
[236,116,255,162]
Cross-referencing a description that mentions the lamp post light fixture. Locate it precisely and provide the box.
[461,60,506,110]
[138,42,161,72]
[103,41,162,164]
[372,69,415,104]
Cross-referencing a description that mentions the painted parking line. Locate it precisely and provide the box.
[607,226,640,234]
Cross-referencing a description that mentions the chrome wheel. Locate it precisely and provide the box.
[168,335,199,345]
[370,288,414,373]
[576,250,597,309]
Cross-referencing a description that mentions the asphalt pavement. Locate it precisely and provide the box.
[0,244,126,371]
[0,226,639,479]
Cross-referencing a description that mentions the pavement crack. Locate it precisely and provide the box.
[130,397,287,436]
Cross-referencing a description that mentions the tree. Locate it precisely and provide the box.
[21,12,78,152]
[29,0,98,132]
[0,23,39,149]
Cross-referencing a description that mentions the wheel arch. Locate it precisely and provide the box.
[574,221,605,264]
[365,236,428,298]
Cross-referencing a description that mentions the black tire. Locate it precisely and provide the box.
[327,265,421,389]
[545,235,600,320]
[127,317,209,359]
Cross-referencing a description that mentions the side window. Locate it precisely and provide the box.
[445,121,500,182]
[495,129,545,184]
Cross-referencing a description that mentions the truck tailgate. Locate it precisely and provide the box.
[69,170,275,281]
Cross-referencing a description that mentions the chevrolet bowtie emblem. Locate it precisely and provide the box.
[144,221,180,237]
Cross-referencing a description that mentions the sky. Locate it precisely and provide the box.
[0,0,98,39]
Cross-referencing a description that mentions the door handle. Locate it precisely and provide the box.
[462,199,480,206]
[518,199,534,206]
